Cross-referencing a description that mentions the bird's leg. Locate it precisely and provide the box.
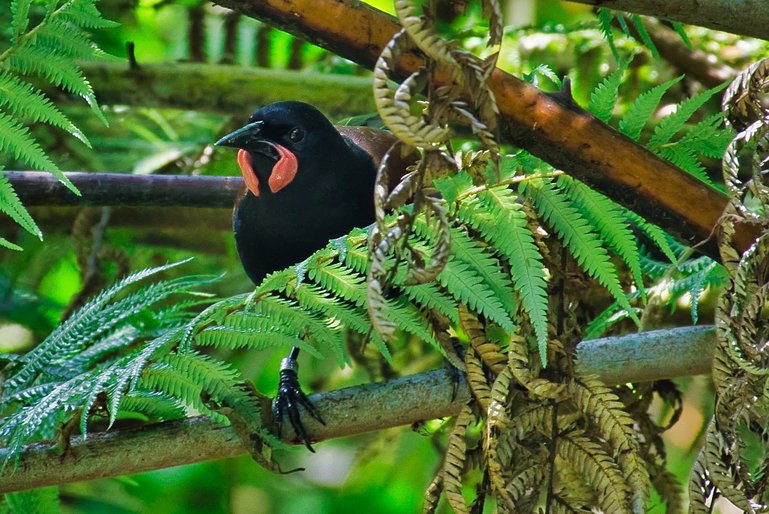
[272,346,325,452]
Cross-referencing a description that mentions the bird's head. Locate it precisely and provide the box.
[215,101,342,197]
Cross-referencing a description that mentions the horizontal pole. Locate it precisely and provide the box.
[0,325,715,493]
[5,172,243,208]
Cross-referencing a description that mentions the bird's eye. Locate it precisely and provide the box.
[288,127,304,143]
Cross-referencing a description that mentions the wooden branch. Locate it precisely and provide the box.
[0,325,714,493]
[5,172,243,207]
[211,0,759,259]
[52,63,374,117]
[564,0,769,41]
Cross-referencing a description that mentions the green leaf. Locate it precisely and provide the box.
[619,76,683,141]
[658,144,714,186]
[558,176,646,299]
[671,22,692,49]
[647,81,729,150]
[624,209,677,263]
[596,8,620,62]
[588,65,625,123]
[0,72,90,146]
[10,0,32,36]
[0,171,42,240]
[58,0,120,29]
[630,15,659,58]
[464,194,549,364]
[522,179,639,325]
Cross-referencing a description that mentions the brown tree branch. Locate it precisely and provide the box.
[564,0,769,41]
[211,0,759,259]
[0,326,715,493]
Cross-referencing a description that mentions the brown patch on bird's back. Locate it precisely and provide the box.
[336,126,418,190]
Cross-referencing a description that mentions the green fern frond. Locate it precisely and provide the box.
[629,16,659,58]
[460,191,548,364]
[293,282,370,336]
[0,170,42,240]
[671,22,692,48]
[1,259,201,396]
[196,321,320,356]
[438,257,515,332]
[254,296,346,354]
[0,72,90,146]
[647,81,729,150]
[307,251,368,307]
[10,0,32,36]
[7,46,96,101]
[398,280,460,325]
[0,236,23,251]
[139,353,231,422]
[619,76,683,141]
[443,223,518,318]
[677,113,733,159]
[623,210,677,263]
[119,389,186,421]
[37,20,119,63]
[0,111,62,173]
[434,170,475,205]
[658,143,714,186]
[596,8,620,62]
[583,298,641,340]
[58,0,120,29]
[588,64,625,123]
[558,175,646,298]
[521,179,638,325]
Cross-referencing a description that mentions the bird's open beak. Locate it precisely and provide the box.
[215,120,265,149]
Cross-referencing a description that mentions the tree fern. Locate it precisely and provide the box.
[619,76,683,141]
[557,175,646,297]
[588,64,625,123]
[0,0,117,248]
[457,188,548,364]
[0,261,218,465]
[647,81,729,150]
[521,178,639,325]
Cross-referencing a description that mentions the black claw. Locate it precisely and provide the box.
[273,356,325,452]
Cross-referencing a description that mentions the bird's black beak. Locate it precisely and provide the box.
[215,120,264,149]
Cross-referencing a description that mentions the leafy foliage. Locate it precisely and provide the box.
[0,260,282,469]
[0,0,117,248]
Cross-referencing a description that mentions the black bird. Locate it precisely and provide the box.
[215,101,409,449]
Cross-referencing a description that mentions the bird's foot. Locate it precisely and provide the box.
[272,357,325,452]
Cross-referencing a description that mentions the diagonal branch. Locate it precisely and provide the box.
[0,325,715,493]
[211,0,758,259]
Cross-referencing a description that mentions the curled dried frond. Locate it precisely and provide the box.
[442,403,476,514]
[459,305,506,374]
[464,345,491,410]
[373,30,451,149]
[557,433,630,514]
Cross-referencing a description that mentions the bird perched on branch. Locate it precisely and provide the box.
[215,101,410,449]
